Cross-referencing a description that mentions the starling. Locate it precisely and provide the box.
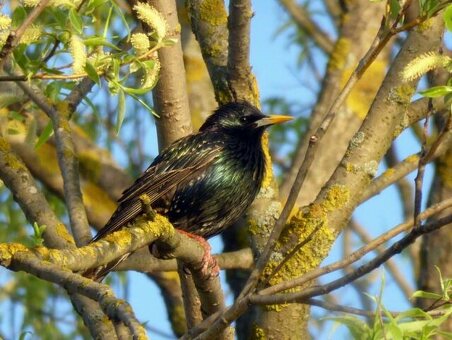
[90,101,292,277]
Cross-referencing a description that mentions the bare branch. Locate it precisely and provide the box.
[307,298,447,318]
[0,137,74,249]
[251,214,452,305]
[227,0,258,104]
[259,197,452,296]
[15,81,92,246]
[147,0,193,149]
[349,220,413,299]
[279,0,334,54]
[9,253,146,339]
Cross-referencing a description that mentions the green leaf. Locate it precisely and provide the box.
[69,9,83,34]
[83,36,121,51]
[389,0,401,20]
[419,85,452,98]
[162,37,178,46]
[127,92,158,117]
[84,61,101,85]
[412,290,443,300]
[35,121,54,149]
[115,90,126,134]
[323,316,371,339]
[31,222,46,246]
[444,5,452,31]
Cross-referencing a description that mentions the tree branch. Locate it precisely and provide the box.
[227,0,258,104]
[251,215,452,305]
[15,81,92,246]
[279,0,334,54]
[258,197,452,296]
[146,0,193,149]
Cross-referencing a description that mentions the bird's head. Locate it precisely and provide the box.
[200,101,293,136]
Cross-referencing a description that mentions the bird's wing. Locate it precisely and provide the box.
[92,135,222,241]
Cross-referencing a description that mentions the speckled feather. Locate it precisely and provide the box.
[93,102,269,241]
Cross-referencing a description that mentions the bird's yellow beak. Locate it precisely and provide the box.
[255,115,293,127]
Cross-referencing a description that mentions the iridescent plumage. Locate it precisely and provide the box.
[89,102,291,278]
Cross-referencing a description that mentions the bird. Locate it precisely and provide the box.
[88,101,292,279]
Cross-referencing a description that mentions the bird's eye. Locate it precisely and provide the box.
[240,116,249,123]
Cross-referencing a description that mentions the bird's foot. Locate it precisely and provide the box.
[177,230,220,278]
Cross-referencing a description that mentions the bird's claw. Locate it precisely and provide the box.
[177,230,220,279]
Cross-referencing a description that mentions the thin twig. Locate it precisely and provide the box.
[258,198,452,296]
[413,110,430,228]
[307,298,447,318]
[15,81,92,246]
[350,220,413,299]
[251,214,452,305]
[279,0,334,54]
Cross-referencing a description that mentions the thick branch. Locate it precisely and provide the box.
[227,0,258,104]
[186,0,232,103]
[0,137,74,249]
[9,253,146,339]
[147,0,193,149]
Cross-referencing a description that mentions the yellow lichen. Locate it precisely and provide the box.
[382,167,395,178]
[344,162,358,174]
[406,154,420,163]
[261,132,273,189]
[184,55,208,82]
[0,243,29,266]
[55,223,75,244]
[36,144,60,176]
[328,37,350,71]
[322,185,350,212]
[170,304,186,335]
[251,323,267,340]
[388,84,415,105]
[438,150,452,188]
[199,0,227,26]
[263,205,335,292]
[417,17,433,32]
[1,146,27,171]
[78,150,103,181]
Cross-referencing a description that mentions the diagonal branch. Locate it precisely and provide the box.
[9,253,146,339]
[14,81,92,246]
[279,0,334,54]
[258,197,452,296]
[251,214,452,305]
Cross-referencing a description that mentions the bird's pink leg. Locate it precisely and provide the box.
[177,230,220,277]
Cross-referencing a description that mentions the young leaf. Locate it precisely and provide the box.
[444,5,452,31]
[69,9,83,35]
[84,61,101,85]
[412,290,443,300]
[115,89,126,134]
[35,121,54,149]
[419,85,452,98]
[83,36,121,51]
